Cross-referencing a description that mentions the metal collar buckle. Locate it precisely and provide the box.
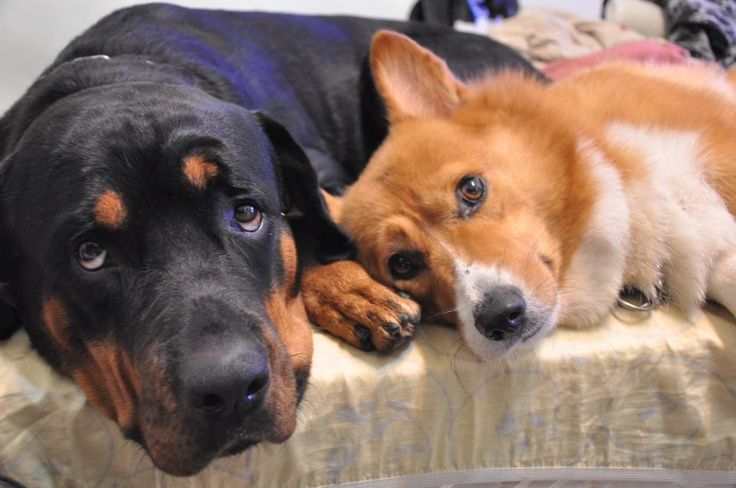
[617,286,654,312]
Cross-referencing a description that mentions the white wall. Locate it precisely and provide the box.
[526,0,600,19]
[0,0,601,112]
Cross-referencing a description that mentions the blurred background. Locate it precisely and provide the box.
[0,0,600,112]
[6,0,734,113]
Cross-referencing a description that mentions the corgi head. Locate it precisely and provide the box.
[341,31,596,361]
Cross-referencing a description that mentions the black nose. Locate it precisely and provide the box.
[474,286,527,341]
[181,338,270,420]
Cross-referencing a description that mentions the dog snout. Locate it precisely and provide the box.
[473,285,527,341]
[181,337,270,420]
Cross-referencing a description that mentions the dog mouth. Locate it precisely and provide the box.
[484,322,542,348]
[221,438,257,456]
[124,412,275,476]
[120,362,308,477]
[124,426,255,454]
[122,427,241,476]
[456,292,559,361]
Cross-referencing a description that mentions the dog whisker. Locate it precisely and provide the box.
[424,307,459,321]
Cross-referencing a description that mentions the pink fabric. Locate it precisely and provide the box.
[543,40,692,80]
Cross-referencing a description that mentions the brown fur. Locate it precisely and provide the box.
[547,63,736,216]
[302,260,419,351]
[258,234,313,442]
[371,31,467,122]
[340,32,736,350]
[265,233,312,373]
[183,155,219,189]
[320,189,344,221]
[257,311,298,442]
[72,342,141,429]
[94,190,127,229]
[44,297,142,429]
[42,297,72,352]
[341,76,597,319]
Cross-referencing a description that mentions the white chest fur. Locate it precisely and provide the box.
[607,123,736,317]
[558,140,630,328]
[560,124,736,327]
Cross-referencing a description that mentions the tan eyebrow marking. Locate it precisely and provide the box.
[183,155,219,189]
[94,190,127,229]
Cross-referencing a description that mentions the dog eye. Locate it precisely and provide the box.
[77,241,107,271]
[234,203,263,232]
[458,175,485,201]
[388,251,425,280]
[457,175,486,217]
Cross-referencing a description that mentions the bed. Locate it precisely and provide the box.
[3,4,736,485]
[2,301,736,487]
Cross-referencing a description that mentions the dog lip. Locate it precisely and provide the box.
[151,454,217,477]
[130,405,270,475]
[220,438,257,456]
[135,426,261,476]
[122,425,144,445]
[520,323,544,343]
[140,438,219,477]
[488,329,508,341]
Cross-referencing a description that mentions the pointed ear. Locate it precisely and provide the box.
[255,113,355,263]
[370,30,467,122]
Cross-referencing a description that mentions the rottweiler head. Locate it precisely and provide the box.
[0,72,349,475]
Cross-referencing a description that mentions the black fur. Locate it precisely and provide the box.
[0,3,539,475]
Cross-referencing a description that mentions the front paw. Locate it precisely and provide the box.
[302,260,420,352]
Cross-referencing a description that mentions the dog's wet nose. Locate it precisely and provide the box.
[182,338,270,419]
[474,286,527,341]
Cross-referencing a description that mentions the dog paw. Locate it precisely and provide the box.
[302,260,420,352]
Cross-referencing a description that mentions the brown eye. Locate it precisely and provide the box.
[459,176,484,201]
[456,175,486,218]
[388,251,425,280]
[234,203,263,232]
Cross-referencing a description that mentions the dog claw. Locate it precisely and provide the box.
[383,322,401,336]
[301,260,421,352]
[354,324,370,339]
[400,313,420,324]
[354,324,375,351]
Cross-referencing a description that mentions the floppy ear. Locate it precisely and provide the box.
[0,155,21,339]
[370,30,468,122]
[0,287,19,340]
[255,113,354,263]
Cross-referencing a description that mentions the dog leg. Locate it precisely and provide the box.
[302,260,420,352]
[707,251,736,318]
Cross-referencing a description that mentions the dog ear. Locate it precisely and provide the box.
[0,155,21,339]
[370,30,467,122]
[255,113,355,263]
[0,287,20,340]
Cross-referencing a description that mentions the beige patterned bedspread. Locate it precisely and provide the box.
[1,304,736,487]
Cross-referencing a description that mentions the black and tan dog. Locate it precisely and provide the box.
[0,3,536,476]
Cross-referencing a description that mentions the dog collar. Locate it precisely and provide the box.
[0,283,16,310]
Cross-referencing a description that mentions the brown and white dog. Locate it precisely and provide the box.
[337,31,736,361]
